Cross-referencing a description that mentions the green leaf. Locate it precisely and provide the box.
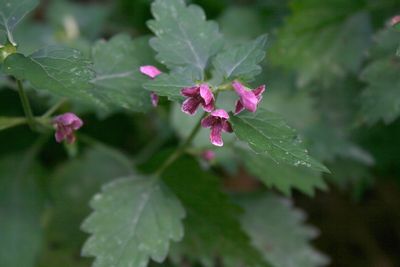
[13,21,55,55]
[90,34,155,112]
[230,108,329,173]
[81,175,185,267]
[0,0,38,44]
[0,153,44,267]
[3,46,97,105]
[148,0,223,77]
[239,194,329,267]
[0,116,25,130]
[164,157,271,267]
[212,34,267,82]
[237,147,326,196]
[271,0,372,86]
[5,35,159,112]
[360,29,400,124]
[144,66,201,102]
[48,146,134,249]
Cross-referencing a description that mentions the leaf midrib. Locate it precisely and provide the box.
[234,116,310,165]
[115,180,157,266]
[224,42,261,78]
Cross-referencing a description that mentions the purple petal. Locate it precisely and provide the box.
[253,85,266,98]
[55,131,65,143]
[222,121,233,133]
[181,97,201,115]
[71,118,84,130]
[232,80,246,95]
[210,124,223,147]
[199,84,214,105]
[150,92,159,107]
[232,81,258,112]
[54,113,82,126]
[240,90,258,112]
[140,65,162,79]
[202,100,215,113]
[211,109,229,120]
[181,86,200,97]
[201,115,215,128]
[234,99,244,114]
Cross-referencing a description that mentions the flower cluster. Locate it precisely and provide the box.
[139,65,266,147]
[181,84,265,148]
[51,65,265,148]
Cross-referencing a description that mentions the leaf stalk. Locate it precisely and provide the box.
[154,113,204,176]
[16,79,36,130]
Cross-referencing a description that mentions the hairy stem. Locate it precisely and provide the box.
[16,80,36,130]
[154,114,204,176]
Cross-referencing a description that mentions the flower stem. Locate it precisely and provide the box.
[42,98,68,118]
[154,114,204,176]
[16,79,36,130]
[217,82,232,91]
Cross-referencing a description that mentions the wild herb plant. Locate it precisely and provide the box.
[1,0,400,267]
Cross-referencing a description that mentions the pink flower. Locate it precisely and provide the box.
[181,84,215,115]
[53,113,83,144]
[390,15,400,28]
[201,109,233,147]
[150,92,159,107]
[140,65,162,79]
[140,65,162,107]
[201,150,216,162]
[232,81,265,114]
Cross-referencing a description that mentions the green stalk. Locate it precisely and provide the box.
[42,98,68,118]
[154,114,204,176]
[16,80,36,130]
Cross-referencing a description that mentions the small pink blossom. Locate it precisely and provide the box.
[201,150,216,162]
[232,81,265,114]
[390,15,400,28]
[140,65,162,107]
[150,92,159,107]
[53,113,83,144]
[181,84,215,115]
[201,109,233,147]
[140,65,162,79]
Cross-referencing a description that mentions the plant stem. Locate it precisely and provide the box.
[154,114,204,176]
[217,82,232,91]
[42,98,68,118]
[16,80,36,130]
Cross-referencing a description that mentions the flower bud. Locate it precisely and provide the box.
[0,42,17,63]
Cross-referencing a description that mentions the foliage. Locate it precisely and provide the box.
[0,0,399,266]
